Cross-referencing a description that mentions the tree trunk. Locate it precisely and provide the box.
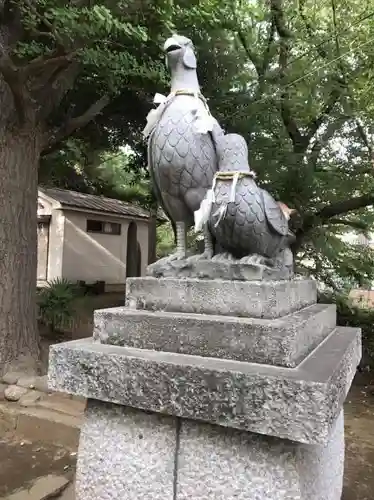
[0,131,40,375]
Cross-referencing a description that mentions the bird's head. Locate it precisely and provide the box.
[164,34,197,71]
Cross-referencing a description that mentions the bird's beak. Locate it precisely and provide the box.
[164,37,182,53]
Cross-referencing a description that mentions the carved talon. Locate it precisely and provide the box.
[240,254,267,266]
[195,249,214,260]
[212,252,232,261]
[166,251,187,262]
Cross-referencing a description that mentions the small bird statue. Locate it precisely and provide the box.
[143,34,223,261]
[195,133,294,273]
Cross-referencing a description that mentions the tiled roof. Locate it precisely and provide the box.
[39,187,150,220]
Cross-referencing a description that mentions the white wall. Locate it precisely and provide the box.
[37,194,65,282]
[61,210,149,283]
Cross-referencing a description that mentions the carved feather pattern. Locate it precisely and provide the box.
[149,96,218,225]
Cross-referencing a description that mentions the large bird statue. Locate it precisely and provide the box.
[195,133,295,275]
[143,34,223,261]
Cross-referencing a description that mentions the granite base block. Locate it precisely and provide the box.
[125,277,317,318]
[75,400,343,500]
[76,400,176,500]
[93,303,336,367]
[48,326,361,445]
[177,410,344,500]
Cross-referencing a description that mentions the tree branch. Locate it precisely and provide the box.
[317,195,374,220]
[293,195,374,251]
[325,218,370,231]
[270,0,293,39]
[236,29,261,73]
[257,17,276,94]
[0,45,29,122]
[23,0,65,50]
[43,94,110,155]
[305,88,342,140]
[278,39,305,148]
[35,61,80,121]
[298,0,328,59]
[270,0,306,149]
[24,50,79,77]
[309,114,348,167]
[298,0,346,141]
[354,117,374,162]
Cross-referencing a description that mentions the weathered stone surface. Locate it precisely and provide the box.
[2,371,24,385]
[0,382,7,401]
[94,303,336,367]
[33,375,51,393]
[4,385,28,402]
[59,481,75,500]
[48,326,360,445]
[19,390,43,407]
[29,474,70,499]
[17,376,38,389]
[6,490,29,500]
[7,475,70,500]
[125,277,317,319]
[76,400,176,500]
[177,410,344,500]
[38,393,86,417]
[147,254,292,281]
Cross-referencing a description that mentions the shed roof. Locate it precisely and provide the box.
[39,187,150,220]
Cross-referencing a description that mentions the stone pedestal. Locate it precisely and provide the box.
[48,277,361,500]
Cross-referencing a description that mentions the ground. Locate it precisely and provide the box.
[0,439,76,498]
[0,376,373,499]
[342,374,374,500]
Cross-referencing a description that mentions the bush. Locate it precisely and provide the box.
[319,291,374,368]
[37,278,84,334]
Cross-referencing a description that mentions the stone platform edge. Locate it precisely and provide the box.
[93,303,337,368]
[125,277,317,319]
[48,326,361,445]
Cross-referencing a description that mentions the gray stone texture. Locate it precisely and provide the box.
[48,326,360,445]
[146,34,222,260]
[76,400,176,500]
[177,410,344,500]
[125,277,317,319]
[2,371,24,385]
[94,303,336,367]
[74,400,343,500]
[17,375,38,389]
[147,254,292,281]
[18,390,43,407]
[207,135,293,267]
[4,385,28,402]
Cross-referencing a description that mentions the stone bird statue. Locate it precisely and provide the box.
[143,34,223,260]
[195,133,294,274]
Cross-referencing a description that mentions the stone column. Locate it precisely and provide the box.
[48,277,361,500]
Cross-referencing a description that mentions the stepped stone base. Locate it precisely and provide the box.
[76,400,344,500]
[48,326,360,444]
[47,276,360,500]
[94,303,336,367]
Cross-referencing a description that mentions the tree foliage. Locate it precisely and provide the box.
[37,0,374,290]
[5,0,374,292]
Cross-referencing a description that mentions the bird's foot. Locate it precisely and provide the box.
[164,250,187,262]
[240,254,269,266]
[211,252,235,262]
[194,248,214,260]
